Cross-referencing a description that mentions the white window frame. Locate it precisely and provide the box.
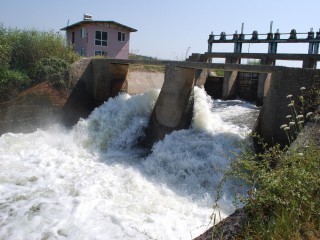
[118,32,125,42]
[95,30,108,46]
[81,27,86,38]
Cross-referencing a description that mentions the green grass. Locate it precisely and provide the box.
[129,54,165,72]
[129,53,159,61]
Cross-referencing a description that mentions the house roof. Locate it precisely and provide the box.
[60,20,137,32]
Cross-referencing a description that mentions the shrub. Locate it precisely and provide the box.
[0,68,31,101]
[0,25,80,100]
[246,59,261,65]
[5,28,79,79]
[215,87,320,239]
[281,87,319,145]
[224,142,320,239]
[35,57,69,88]
[0,26,12,69]
[214,69,224,77]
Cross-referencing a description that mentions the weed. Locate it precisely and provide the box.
[213,86,320,239]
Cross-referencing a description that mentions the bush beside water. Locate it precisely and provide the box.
[0,25,79,101]
[215,87,320,239]
[222,142,320,239]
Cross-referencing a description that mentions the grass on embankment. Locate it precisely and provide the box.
[215,87,320,239]
[223,140,320,240]
[129,53,165,72]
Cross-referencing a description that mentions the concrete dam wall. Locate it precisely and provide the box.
[0,60,164,135]
[1,58,319,149]
[62,59,196,147]
[63,58,320,148]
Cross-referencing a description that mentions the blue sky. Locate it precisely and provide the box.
[1,0,319,63]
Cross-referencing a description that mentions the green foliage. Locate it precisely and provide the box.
[281,87,319,145]
[128,53,166,72]
[129,53,158,61]
[246,59,261,65]
[0,67,31,101]
[215,135,320,240]
[0,25,12,68]
[214,87,320,239]
[214,69,224,77]
[35,57,69,88]
[0,25,80,101]
[231,143,320,239]
[5,28,78,79]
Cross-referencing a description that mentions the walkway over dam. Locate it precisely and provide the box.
[63,57,320,148]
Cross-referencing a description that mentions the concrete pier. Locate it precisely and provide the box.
[142,65,195,147]
[257,57,275,105]
[222,57,240,99]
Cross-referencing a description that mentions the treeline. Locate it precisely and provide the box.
[0,25,79,101]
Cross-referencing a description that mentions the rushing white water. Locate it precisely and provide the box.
[0,87,259,240]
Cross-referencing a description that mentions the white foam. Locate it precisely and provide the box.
[0,87,259,239]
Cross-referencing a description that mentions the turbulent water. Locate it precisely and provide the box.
[0,87,259,240]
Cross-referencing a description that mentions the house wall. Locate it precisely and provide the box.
[66,26,87,56]
[66,23,131,59]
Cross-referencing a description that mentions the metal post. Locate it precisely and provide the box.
[314,43,319,54]
[271,29,280,54]
[314,30,320,54]
[307,28,315,54]
[267,22,274,54]
[308,43,314,54]
[208,32,214,53]
[208,42,212,53]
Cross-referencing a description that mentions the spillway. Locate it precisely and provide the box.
[0,87,259,240]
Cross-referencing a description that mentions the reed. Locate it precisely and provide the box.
[0,25,79,101]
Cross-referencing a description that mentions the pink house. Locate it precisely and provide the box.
[61,15,137,59]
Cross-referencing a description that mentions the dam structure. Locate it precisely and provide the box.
[1,26,320,147]
[0,27,320,240]
[62,48,320,148]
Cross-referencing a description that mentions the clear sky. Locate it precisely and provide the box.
[1,0,319,62]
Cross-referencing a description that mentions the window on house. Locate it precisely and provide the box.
[118,32,125,42]
[95,31,108,46]
[80,48,85,56]
[81,28,86,38]
[95,50,107,57]
[71,32,75,44]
